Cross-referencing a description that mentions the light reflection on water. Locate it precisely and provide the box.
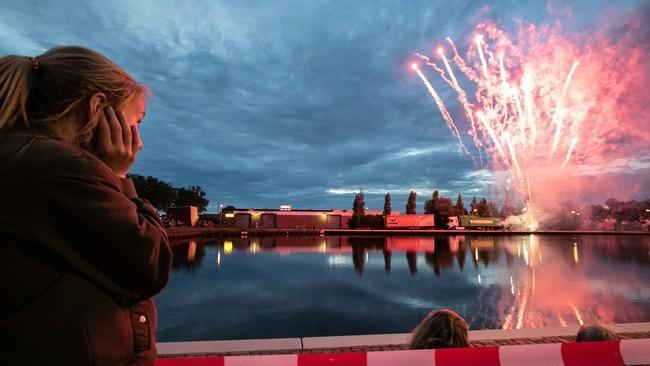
[156,235,650,342]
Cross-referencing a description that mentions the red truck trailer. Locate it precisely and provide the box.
[384,214,435,229]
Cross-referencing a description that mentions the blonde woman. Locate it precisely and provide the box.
[0,47,172,365]
[410,309,470,349]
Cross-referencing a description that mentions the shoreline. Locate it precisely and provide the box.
[157,322,650,357]
[165,227,649,242]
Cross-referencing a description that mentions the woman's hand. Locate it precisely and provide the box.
[93,106,142,178]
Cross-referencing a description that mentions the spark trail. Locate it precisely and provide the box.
[438,47,484,164]
[475,35,490,80]
[411,63,475,163]
[550,61,580,157]
[562,137,579,168]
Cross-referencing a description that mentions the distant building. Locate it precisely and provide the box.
[365,210,385,215]
[222,208,362,229]
[167,206,199,227]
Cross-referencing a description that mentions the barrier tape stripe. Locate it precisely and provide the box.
[156,338,650,366]
[561,340,624,366]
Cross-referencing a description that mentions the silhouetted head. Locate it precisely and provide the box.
[410,309,469,349]
[576,324,618,342]
[0,46,147,147]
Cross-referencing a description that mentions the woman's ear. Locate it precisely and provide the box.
[88,92,107,119]
[77,92,108,150]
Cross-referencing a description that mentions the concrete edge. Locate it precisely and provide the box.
[302,333,410,349]
[157,337,301,356]
[615,322,650,332]
[468,323,633,340]
[157,322,650,356]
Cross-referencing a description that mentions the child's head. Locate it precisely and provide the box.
[576,324,618,342]
[0,46,147,146]
[410,309,469,349]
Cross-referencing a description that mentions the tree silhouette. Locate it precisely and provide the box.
[352,191,366,216]
[383,193,392,215]
[128,174,177,211]
[456,194,466,215]
[175,186,210,213]
[436,197,457,228]
[499,197,519,218]
[425,190,441,215]
[406,191,417,214]
[470,196,478,215]
[424,200,434,214]
[433,190,440,213]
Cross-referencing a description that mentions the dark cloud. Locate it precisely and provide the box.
[1,0,647,211]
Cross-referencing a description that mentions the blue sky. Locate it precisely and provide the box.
[1,0,648,212]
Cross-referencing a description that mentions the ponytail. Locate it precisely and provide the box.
[0,47,147,143]
[0,55,35,129]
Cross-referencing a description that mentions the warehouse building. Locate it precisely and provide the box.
[222,208,383,229]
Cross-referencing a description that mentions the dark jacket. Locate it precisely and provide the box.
[0,130,173,366]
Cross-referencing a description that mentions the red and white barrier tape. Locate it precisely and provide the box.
[156,338,650,366]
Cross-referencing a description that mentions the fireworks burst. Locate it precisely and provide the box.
[410,23,624,229]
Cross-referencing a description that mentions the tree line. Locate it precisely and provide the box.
[591,198,650,229]
[127,174,210,213]
[349,190,520,229]
[348,191,384,229]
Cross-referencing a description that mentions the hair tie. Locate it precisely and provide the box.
[26,56,39,70]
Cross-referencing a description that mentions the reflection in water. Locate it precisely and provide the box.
[406,251,417,274]
[352,245,364,275]
[383,248,391,273]
[160,234,650,340]
[224,240,233,254]
[171,240,205,271]
[187,240,197,261]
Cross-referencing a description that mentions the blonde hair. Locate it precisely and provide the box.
[0,46,147,145]
[410,309,469,349]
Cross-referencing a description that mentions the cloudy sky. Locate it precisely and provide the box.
[1,0,648,212]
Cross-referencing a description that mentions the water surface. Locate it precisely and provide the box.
[155,234,650,341]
